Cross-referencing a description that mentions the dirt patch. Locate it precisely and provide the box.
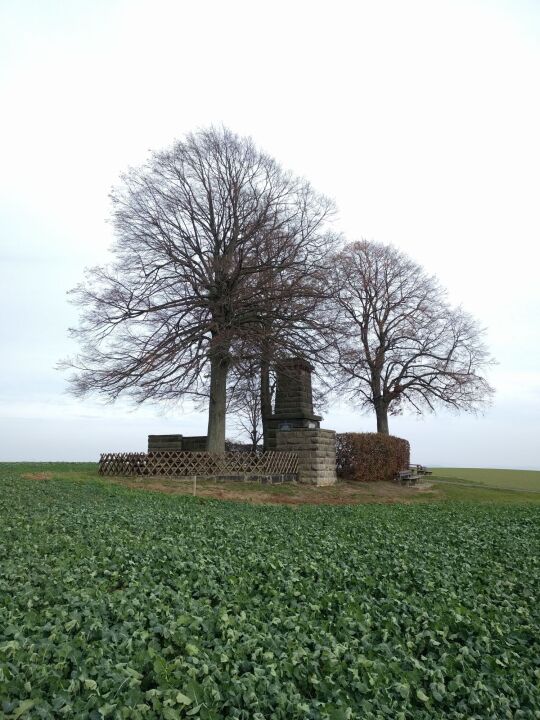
[21,472,53,481]
[110,477,439,506]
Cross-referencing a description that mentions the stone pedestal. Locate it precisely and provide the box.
[275,428,337,486]
[274,358,319,419]
[264,356,337,486]
[266,358,321,450]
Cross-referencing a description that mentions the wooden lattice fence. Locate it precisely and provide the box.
[99,453,148,477]
[99,451,298,479]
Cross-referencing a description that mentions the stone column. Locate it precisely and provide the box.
[266,358,321,450]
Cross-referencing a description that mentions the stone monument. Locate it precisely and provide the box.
[266,358,336,486]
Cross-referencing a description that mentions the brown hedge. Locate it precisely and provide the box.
[336,432,410,482]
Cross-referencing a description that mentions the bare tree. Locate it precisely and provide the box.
[236,224,339,447]
[227,362,265,451]
[331,241,494,434]
[61,127,334,452]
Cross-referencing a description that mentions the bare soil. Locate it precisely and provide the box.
[21,472,54,481]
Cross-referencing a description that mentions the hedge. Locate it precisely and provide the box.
[336,432,410,482]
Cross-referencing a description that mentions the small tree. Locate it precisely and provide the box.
[227,362,265,451]
[331,241,494,433]
[62,127,334,452]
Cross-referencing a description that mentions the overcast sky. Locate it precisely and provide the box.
[1,0,539,468]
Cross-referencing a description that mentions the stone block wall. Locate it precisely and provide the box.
[148,435,207,452]
[181,436,207,452]
[148,434,183,452]
[275,428,337,486]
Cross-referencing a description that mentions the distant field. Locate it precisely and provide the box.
[1,465,539,718]
[431,467,540,492]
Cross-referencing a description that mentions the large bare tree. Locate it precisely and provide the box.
[62,127,334,452]
[331,241,494,433]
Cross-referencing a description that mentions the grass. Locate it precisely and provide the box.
[0,465,539,718]
[3,462,540,505]
[431,467,540,492]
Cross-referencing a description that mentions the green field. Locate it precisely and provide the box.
[432,467,540,492]
[1,465,539,718]
[3,463,540,506]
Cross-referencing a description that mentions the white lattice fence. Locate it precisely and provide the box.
[99,451,298,478]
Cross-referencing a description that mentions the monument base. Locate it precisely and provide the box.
[275,428,337,486]
[265,413,321,452]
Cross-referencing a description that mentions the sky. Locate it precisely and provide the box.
[1,0,539,468]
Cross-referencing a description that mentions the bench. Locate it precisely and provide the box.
[395,469,417,485]
[410,464,432,476]
[394,465,432,485]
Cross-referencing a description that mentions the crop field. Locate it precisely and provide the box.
[1,466,539,718]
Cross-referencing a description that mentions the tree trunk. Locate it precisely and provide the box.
[207,352,230,453]
[260,357,272,450]
[374,399,390,434]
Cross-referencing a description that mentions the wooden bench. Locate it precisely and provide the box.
[394,465,432,485]
[395,469,417,485]
[410,463,432,476]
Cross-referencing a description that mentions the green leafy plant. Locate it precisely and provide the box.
[0,471,538,718]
